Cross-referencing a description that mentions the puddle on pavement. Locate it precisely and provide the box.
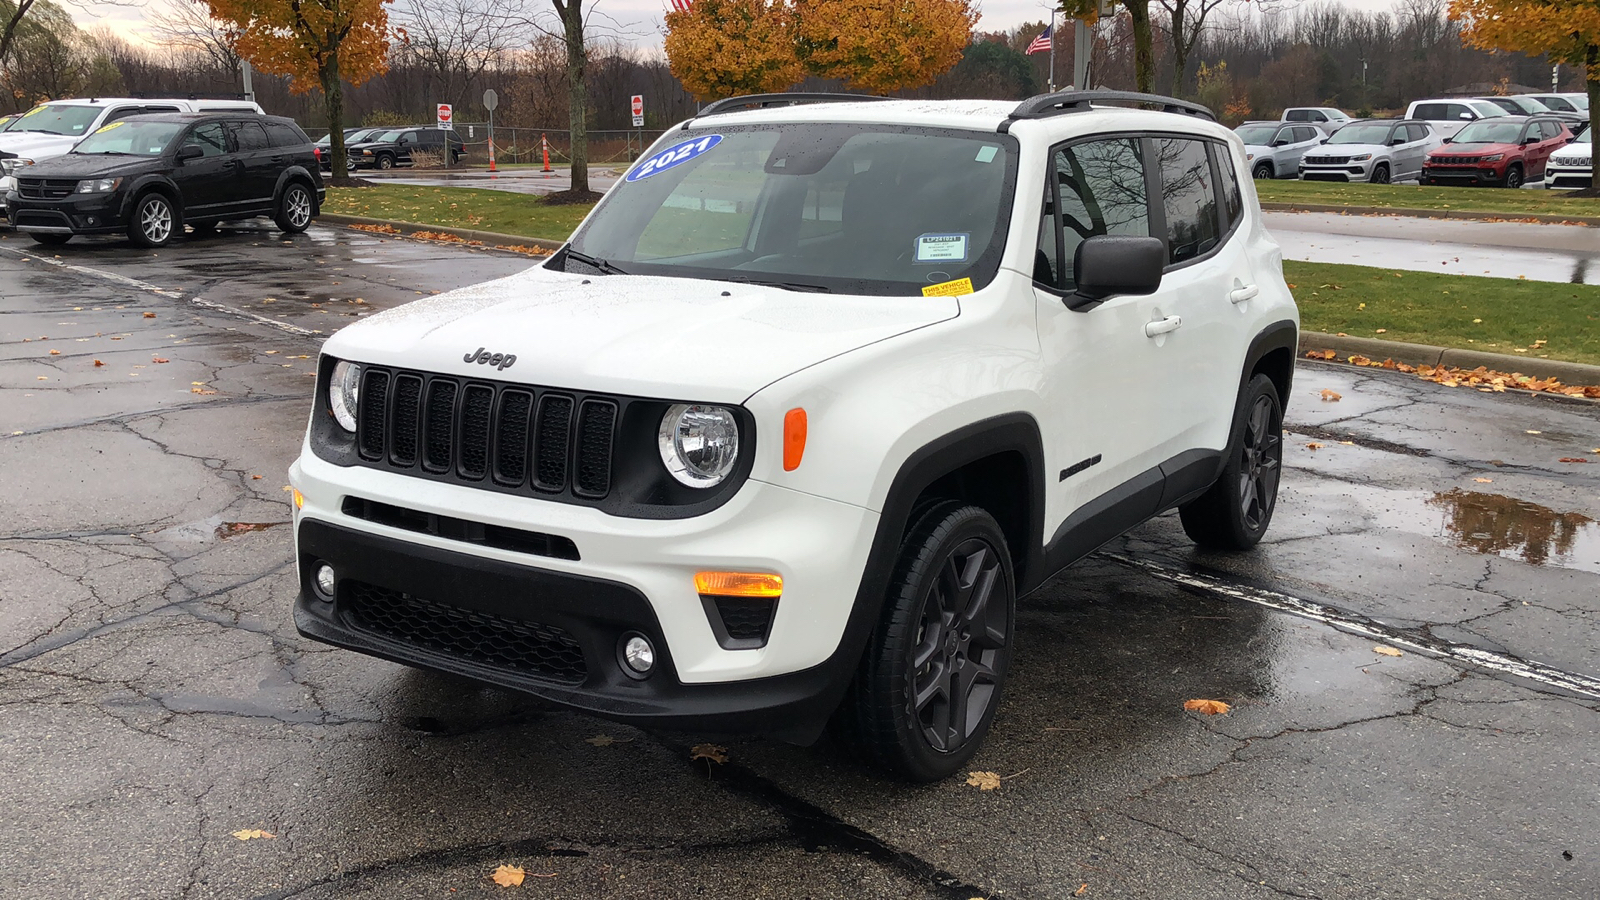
[1370,488,1600,573]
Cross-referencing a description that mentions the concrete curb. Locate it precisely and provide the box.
[1299,331,1600,385]
[1261,202,1600,227]
[316,213,567,251]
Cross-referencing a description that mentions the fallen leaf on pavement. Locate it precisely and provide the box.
[152,357,169,364]
[231,829,275,840]
[93,359,104,367]
[1526,430,1541,435]
[1075,884,1089,897]
[966,771,1002,790]
[1306,442,1325,450]
[690,743,728,764]
[1373,645,1403,658]
[1558,458,1590,464]
[1319,389,1341,402]
[48,349,60,355]
[142,312,156,318]
[1473,477,1492,483]
[1184,699,1231,715]
[491,865,525,887]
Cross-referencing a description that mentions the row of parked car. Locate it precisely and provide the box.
[0,96,325,247]
[313,126,465,171]
[1240,93,1592,189]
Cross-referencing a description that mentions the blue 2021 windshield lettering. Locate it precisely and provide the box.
[625,134,723,182]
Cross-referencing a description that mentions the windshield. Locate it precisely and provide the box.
[373,130,404,143]
[10,104,101,137]
[565,124,1018,296]
[73,120,183,156]
[1453,121,1525,144]
[1328,124,1393,145]
[1236,125,1279,144]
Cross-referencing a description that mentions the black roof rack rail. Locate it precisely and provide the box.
[695,92,889,119]
[1004,90,1216,129]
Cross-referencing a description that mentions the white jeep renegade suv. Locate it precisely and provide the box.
[290,91,1299,781]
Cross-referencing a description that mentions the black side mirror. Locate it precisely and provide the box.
[1442,136,1453,143]
[1068,235,1166,310]
[175,145,204,163]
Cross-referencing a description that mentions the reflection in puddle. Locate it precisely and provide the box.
[1425,489,1598,571]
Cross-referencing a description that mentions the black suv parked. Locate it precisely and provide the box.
[5,112,324,248]
[346,127,465,169]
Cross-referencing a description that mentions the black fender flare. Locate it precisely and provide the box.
[273,167,321,213]
[1241,318,1299,408]
[123,175,184,227]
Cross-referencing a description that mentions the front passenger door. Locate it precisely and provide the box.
[172,123,233,217]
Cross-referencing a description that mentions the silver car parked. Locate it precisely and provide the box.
[1236,121,1329,179]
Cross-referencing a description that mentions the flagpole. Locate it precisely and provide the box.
[1048,10,1057,93]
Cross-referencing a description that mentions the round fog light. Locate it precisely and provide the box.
[622,635,655,675]
[314,564,336,601]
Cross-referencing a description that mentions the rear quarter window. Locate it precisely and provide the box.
[265,122,310,147]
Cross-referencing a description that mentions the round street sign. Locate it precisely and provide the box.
[483,89,498,112]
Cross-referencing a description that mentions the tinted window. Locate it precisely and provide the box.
[1214,143,1243,231]
[1235,124,1277,144]
[1412,103,1447,120]
[103,106,144,123]
[229,120,270,151]
[1293,126,1318,142]
[1541,96,1576,112]
[181,123,227,157]
[1330,123,1396,145]
[1038,137,1150,290]
[1454,121,1525,144]
[1154,137,1219,264]
[264,121,308,147]
[1540,121,1563,140]
[1407,124,1430,142]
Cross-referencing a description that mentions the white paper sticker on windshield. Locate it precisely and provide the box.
[914,233,969,264]
[975,145,999,163]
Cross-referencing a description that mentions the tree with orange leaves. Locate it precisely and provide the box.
[201,0,393,181]
[1449,0,1600,149]
[794,0,977,94]
[665,0,803,102]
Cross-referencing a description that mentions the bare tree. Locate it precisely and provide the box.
[149,0,239,74]
[0,0,37,67]
[392,0,524,111]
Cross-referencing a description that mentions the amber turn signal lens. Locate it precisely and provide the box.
[783,408,807,471]
[292,489,305,510]
[695,571,783,598]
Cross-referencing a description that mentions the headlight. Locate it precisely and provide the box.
[362,149,373,155]
[0,158,34,175]
[74,178,121,194]
[1350,153,1373,161]
[658,404,739,488]
[1481,154,1504,162]
[329,360,360,432]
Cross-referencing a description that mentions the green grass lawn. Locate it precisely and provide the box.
[1287,260,1600,367]
[324,185,594,241]
[1256,180,1600,217]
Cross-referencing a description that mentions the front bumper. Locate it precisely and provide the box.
[289,450,880,738]
[1421,163,1506,185]
[1545,166,1592,189]
[6,191,126,234]
[1299,161,1371,182]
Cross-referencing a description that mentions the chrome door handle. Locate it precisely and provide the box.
[1144,315,1183,338]
[1230,284,1260,304]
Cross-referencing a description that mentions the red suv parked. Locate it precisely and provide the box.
[1421,115,1574,188]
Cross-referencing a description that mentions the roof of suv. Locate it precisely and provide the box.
[112,112,299,126]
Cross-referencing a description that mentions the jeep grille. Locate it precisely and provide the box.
[354,366,617,500]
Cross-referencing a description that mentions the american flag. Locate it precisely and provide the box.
[670,0,692,11]
[1025,24,1053,55]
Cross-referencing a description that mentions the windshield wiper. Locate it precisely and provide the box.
[736,279,832,293]
[563,248,628,275]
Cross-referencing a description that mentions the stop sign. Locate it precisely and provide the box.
[436,104,453,127]
[631,95,643,117]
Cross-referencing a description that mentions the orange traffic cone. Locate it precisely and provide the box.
[541,133,552,173]
[488,139,497,173]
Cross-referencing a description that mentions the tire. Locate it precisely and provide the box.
[1252,161,1274,180]
[376,154,394,170]
[29,233,71,246]
[1179,373,1284,550]
[128,192,177,248]
[1370,162,1391,184]
[1504,164,1524,189]
[839,501,1016,782]
[345,157,356,171]
[274,182,314,233]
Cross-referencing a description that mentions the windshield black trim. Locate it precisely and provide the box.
[559,122,1021,297]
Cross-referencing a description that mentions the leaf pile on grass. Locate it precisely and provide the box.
[324,185,592,242]
[1304,351,1600,397]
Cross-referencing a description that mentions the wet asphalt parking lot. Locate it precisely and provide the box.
[1,224,1597,899]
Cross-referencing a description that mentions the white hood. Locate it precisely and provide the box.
[0,132,78,161]
[1551,141,1592,162]
[323,265,960,403]
[1308,143,1384,158]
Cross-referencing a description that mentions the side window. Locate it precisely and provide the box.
[1404,124,1424,142]
[1447,103,1474,120]
[1213,143,1243,232]
[264,122,307,147]
[1285,110,1306,122]
[104,106,141,123]
[1544,97,1575,112]
[1412,103,1444,120]
[181,123,227,158]
[1293,126,1316,143]
[1154,137,1219,265]
[228,120,270,152]
[1037,137,1150,290]
[1541,121,1563,140]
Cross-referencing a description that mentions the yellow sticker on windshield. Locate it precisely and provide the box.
[21,106,44,118]
[922,277,974,297]
[95,121,124,133]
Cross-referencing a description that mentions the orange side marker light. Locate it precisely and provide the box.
[783,408,807,471]
[694,571,783,598]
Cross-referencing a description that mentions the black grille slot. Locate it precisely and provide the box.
[343,581,587,683]
[533,395,574,492]
[341,496,579,560]
[704,596,777,650]
[357,369,390,459]
[19,178,78,200]
[494,390,534,485]
[458,384,494,479]
[343,366,622,505]
[423,380,458,472]
[573,400,617,497]
[389,375,423,466]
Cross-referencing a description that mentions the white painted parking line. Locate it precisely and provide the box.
[1,245,321,338]
[1108,552,1600,699]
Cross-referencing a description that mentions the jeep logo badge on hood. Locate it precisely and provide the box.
[464,347,517,371]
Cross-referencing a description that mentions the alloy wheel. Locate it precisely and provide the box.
[287,188,312,228]
[141,199,173,244]
[1236,394,1282,532]
[909,537,1008,753]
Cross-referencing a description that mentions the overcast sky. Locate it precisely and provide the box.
[74,0,1401,53]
